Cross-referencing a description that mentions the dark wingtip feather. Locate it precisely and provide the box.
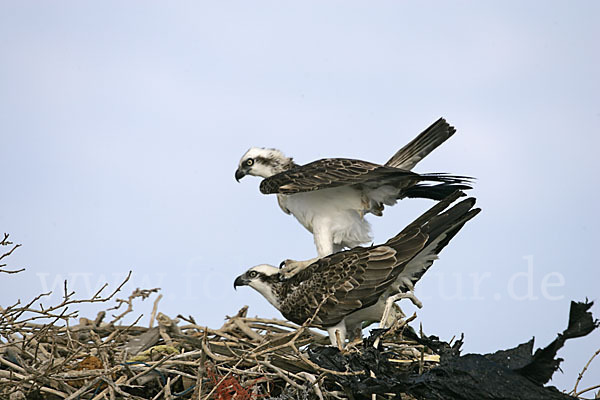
[404,183,473,201]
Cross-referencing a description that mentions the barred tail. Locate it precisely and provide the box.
[385,117,456,170]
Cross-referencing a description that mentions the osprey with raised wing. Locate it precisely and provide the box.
[234,192,480,346]
[235,118,472,261]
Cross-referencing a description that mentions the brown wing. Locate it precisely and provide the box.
[385,193,480,291]
[260,158,419,195]
[278,228,427,327]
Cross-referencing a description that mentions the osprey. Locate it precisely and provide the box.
[235,118,473,270]
[234,192,480,346]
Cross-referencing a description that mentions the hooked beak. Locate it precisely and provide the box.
[233,275,249,290]
[235,168,246,182]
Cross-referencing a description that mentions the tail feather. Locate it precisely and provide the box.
[404,183,472,201]
[419,173,475,186]
[385,117,456,170]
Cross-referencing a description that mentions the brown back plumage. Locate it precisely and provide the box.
[277,228,427,327]
[259,157,471,201]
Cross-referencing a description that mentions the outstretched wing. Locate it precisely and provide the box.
[260,158,419,195]
[279,228,427,327]
[386,193,480,292]
[385,117,456,170]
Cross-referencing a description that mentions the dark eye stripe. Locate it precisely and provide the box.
[254,156,272,166]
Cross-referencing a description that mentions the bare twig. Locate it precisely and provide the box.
[149,294,163,328]
[0,233,25,274]
[571,347,600,396]
[109,284,158,325]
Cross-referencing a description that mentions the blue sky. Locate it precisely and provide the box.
[1,1,599,392]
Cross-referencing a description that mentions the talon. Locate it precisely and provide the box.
[278,257,319,279]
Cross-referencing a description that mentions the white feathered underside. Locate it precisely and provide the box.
[364,185,401,207]
[277,186,375,255]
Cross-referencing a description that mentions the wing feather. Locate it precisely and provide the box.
[260,158,419,195]
[279,232,427,327]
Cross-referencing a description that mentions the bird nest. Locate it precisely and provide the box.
[0,263,436,400]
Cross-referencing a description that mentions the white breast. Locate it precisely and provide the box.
[277,186,373,249]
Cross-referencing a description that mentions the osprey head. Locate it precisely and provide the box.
[234,264,281,308]
[235,147,294,181]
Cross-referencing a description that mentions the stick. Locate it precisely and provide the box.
[571,347,600,395]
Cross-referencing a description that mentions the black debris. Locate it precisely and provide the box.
[309,300,598,400]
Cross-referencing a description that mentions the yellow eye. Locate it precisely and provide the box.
[246,159,254,166]
[248,271,258,278]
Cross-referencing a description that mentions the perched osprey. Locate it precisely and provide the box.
[234,192,480,346]
[235,118,472,264]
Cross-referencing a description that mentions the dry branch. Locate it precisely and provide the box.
[0,233,25,274]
